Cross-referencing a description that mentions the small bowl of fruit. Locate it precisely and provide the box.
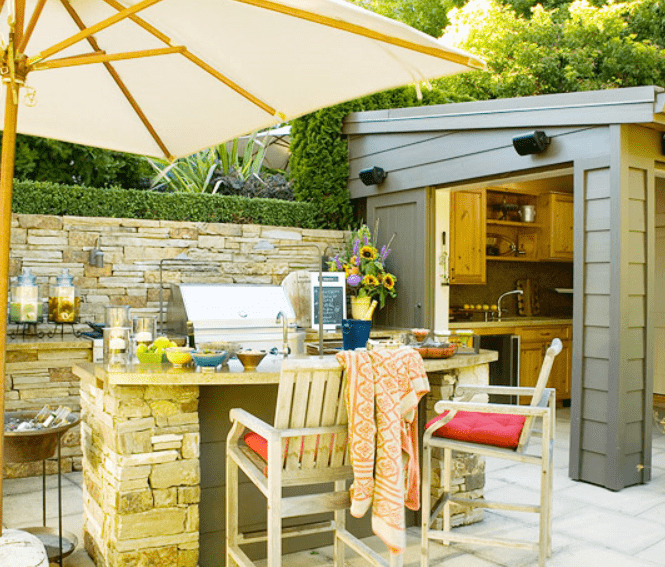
[191,349,228,369]
[165,347,195,367]
[136,336,177,363]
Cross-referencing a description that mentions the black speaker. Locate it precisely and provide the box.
[512,131,551,156]
[359,166,387,186]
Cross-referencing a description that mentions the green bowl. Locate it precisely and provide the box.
[137,351,166,364]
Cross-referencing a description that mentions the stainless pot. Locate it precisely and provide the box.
[519,205,536,223]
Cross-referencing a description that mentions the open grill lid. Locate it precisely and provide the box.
[166,284,296,349]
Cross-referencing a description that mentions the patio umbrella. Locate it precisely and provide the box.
[0,0,484,530]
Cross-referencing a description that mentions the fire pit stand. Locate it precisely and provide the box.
[4,411,80,566]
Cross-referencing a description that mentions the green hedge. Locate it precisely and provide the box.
[11,180,321,229]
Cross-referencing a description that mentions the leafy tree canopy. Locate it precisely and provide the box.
[437,0,665,99]
[9,134,152,189]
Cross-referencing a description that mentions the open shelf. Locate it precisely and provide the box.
[487,220,541,229]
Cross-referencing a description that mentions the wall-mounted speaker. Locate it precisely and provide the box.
[359,166,387,186]
[512,131,551,156]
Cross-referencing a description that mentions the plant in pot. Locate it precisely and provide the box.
[328,223,397,320]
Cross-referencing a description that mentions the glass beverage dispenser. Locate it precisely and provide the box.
[49,269,80,323]
[10,268,41,323]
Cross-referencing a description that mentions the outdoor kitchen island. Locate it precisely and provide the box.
[73,349,497,567]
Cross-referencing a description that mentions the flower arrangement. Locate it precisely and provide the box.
[328,223,397,309]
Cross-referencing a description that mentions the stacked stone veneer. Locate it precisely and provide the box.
[426,363,490,528]
[79,370,201,567]
[5,213,346,479]
[9,213,347,324]
[4,340,91,477]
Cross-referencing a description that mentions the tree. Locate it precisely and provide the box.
[437,0,665,100]
[7,134,153,189]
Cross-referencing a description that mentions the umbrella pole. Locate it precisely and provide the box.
[0,79,19,536]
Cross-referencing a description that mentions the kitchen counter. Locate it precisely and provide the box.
[73,350,497,387]
[449,317,572,332]
[74,349,497,567]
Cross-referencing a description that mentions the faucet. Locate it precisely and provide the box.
[496,289,523,321]
[276,311,290,358]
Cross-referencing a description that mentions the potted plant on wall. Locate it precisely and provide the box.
[328,223,397,320]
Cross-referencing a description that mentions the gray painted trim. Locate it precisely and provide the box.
[607,124,623,490]
[348,127,608,200]
[570,154,611,481]
[343,86,665,135]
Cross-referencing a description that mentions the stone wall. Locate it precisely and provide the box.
[79,370,201,566]
[9,214,347,326]
[5,213,347,479]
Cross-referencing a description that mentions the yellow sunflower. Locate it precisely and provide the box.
[363,274,379,287]
[382,273,396,290]
[359,246,377,260]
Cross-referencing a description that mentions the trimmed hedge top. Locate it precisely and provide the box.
[12,180,320,229]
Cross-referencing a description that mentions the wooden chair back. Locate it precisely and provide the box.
[517,338,562,450]
[273,358,349,473]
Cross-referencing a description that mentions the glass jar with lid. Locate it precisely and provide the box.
[48,268,80,323]
[10,268,41,323]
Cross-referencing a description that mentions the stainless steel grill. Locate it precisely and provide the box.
[166,283,298,351]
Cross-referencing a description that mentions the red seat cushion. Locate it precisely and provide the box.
[244,431,269,461]
[426,411,526,449]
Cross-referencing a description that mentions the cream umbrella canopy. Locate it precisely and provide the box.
[0,0,484,528]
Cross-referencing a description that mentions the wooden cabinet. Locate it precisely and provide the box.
[538,192,574,260]
[449,189,486,284]
[485,187,540,262]
[518,325,572,402]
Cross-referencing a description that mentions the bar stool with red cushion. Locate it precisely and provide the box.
[226,357,403,567]
[421,338,562,567]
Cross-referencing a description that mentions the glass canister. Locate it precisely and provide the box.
[132,316,156,347]
[105,305,131,328]
[48,268,80,323]
[103,326,131,366]
[9,268,41,323]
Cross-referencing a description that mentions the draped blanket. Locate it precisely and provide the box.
[336,347,429,553]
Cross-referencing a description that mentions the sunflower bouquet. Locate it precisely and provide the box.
[328,223,397,309]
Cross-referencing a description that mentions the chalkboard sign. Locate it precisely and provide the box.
[310,273,346,330]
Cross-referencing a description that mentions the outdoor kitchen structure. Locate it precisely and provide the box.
[343,86,665,491]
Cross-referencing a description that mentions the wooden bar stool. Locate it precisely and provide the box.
[226,357,402,567]
[422,339,562,567]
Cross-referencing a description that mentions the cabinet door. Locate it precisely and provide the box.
[450,189,486,284]
[550,194,574,258]
[539,192,573,260]
[519,325,572,402]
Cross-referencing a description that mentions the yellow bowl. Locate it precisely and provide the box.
[165,347,194,367]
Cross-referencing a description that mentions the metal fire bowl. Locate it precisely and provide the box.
[4,411,80,463]
[23,527,78,561]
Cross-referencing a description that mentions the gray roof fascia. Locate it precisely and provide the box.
[343,86,665,135]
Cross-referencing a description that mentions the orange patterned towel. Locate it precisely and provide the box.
[336,347,429,554]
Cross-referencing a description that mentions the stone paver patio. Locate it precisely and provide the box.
[4,408,665,566]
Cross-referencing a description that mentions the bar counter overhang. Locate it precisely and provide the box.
[73,351,497,567]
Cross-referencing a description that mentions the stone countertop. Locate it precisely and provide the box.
[5,334,93,350]
[73,350,498,387]
[449,317,572,331]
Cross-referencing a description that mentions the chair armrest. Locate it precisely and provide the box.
[228,408,277,440]
[456,384,538,397]
[433,399,550,418]
[280,424,348,438]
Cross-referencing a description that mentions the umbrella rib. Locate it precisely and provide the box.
[232,0,485,70]
[31,46,186,70]
[100,0,279,118]
[27,0,164,65]
[17,0,46,54]
[56,0,174,159]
